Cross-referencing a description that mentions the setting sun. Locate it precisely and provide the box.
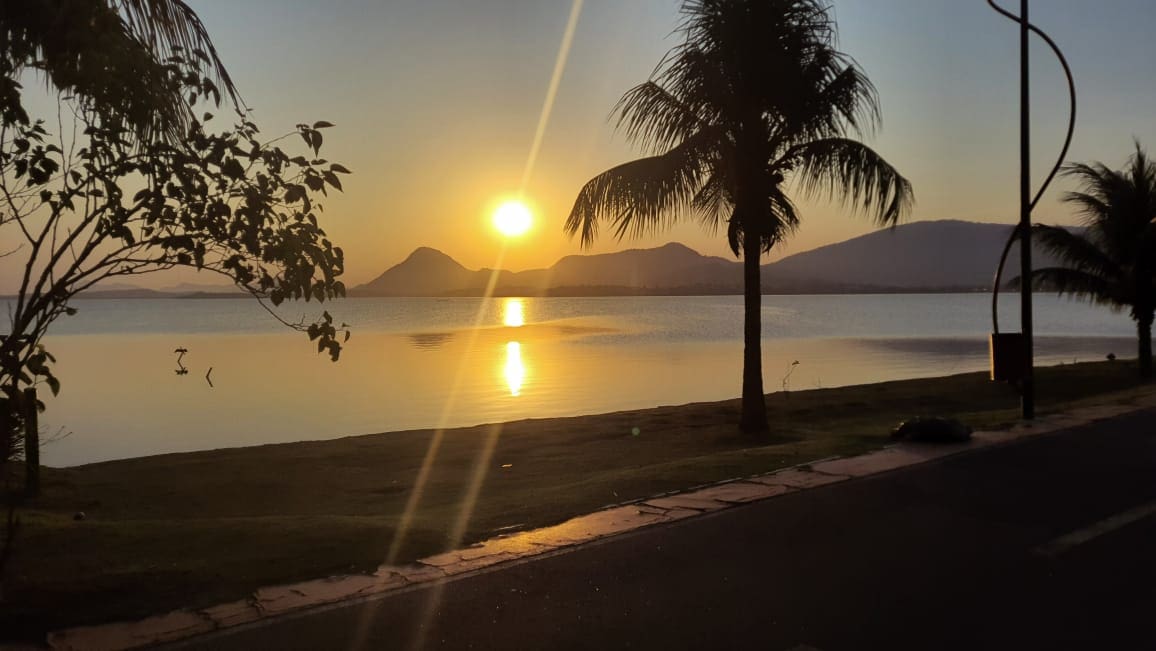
[492,200,533,237]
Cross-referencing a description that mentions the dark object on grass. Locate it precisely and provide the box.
[73,512,85,521]
[891,417,973,443]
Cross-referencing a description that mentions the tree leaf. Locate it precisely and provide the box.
[222,158,245,179]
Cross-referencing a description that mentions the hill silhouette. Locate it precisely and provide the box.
[764,220,1061,291]
[357,247,483,295]
[348,219,1066,296]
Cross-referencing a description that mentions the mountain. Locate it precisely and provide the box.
[355,247,488,296]
[546,243,738,289]
[763,220,1059,291]
[71,280,244,299]
[48,220,1062,299]
[351,219,1074,297]
[165,282,243,294]
[352,242,745,296]
[28,220,1065,299]
[73,287,167,299]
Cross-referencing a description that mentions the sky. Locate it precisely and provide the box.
[6,1,1156,290]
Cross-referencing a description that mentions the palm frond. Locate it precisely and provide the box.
[565,130,719,248]
[724,186,797,256]
[691,169,731,234]
[113,0,238,105]
[1031,224,1121,283]
[668,0,837,133]
[767,185,801,235]
[1060,188,1111,227]
[1126,140,1156,226]
[2,0,239,142]
[785,137,913,226]
[724,217,781,257]
[796,61,880,141]
[615,81,708,153]
[1061,145,1156,265]
[1014,267,1123,308]
[655,47,735,132]
[680,0,832,62]
[726,215,743,256]
[568,0,908,262]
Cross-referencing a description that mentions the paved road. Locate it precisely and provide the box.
[174,410,1156,650]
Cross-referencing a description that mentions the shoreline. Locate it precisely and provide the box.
[52,345,1135,469]
[5,359,1152,639]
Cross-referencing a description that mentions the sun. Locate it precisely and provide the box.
[492,200,533,237]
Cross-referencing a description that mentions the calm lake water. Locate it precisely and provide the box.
[30,294,1135,466]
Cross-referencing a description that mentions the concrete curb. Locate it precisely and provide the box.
[45,394,1156,651]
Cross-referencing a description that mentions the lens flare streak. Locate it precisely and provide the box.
[357,3,585,648]
[519,0,584,192]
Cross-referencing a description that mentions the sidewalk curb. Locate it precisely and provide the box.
[45,395,1156,651]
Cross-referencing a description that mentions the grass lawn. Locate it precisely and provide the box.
[1,359,1152,638]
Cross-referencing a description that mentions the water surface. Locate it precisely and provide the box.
[32,294,1134,466]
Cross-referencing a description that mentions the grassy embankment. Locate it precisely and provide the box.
[2,359,1152,637]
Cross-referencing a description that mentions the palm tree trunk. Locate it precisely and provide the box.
[1139,313,1153,380]
[740,229,768,433]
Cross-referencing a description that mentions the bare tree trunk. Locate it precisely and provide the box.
[740,229,768,434]
[1139,314,1153,380]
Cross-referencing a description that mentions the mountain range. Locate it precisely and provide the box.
[70,281,244,299]
[352,220,1062,297]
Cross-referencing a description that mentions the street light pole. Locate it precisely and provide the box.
[1019,0,1035,419]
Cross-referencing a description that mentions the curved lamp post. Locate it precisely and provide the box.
[987,0,1076,420]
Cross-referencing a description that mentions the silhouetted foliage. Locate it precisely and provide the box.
[1,0,240,143]
[0,54,351,475]
[0,0,284,604]
[565,0,912,432]
[1020,142,1156,378]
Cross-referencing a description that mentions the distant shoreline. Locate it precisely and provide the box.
[351,285,999,298]
[11,286,1005,301]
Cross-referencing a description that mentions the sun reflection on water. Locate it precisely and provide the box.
[504,341,525,396]
[503,298,525,327]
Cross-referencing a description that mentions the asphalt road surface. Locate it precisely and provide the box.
[173,409,1156,651]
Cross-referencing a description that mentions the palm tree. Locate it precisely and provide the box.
[1,0,239,141]
[1025,142,1156,379]
[565,0,913,433]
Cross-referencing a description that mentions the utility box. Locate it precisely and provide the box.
[989,332,1027,382]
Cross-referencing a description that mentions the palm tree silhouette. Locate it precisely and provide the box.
[1,0,240,141]
[1022,142,1156,379]
[565,0,913,433]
